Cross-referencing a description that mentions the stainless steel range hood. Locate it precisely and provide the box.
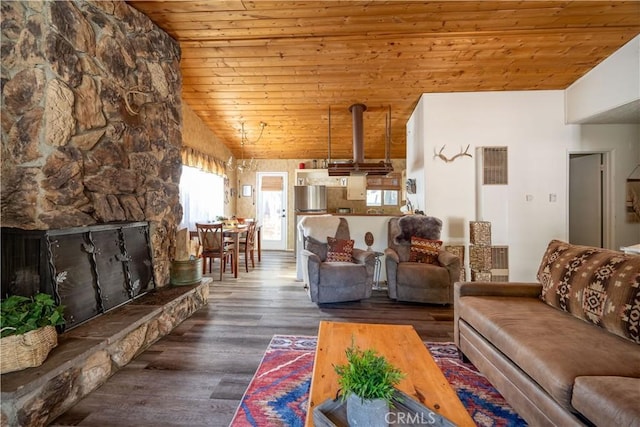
[327,103,394,176]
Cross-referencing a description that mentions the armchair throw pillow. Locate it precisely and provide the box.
[409,237,442,264]
[326,236,354,262]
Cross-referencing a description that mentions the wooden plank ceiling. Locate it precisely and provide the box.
[126,1,640,161]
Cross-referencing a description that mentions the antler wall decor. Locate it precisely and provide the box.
[124,86,154,116]
[434,145,473,163]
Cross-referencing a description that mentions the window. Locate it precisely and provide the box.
[366,189,399,206]
[179,166,224,230]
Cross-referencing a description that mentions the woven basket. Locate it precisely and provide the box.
[0,325,58,374]
[470,245,492,271]
[469,221,492,246]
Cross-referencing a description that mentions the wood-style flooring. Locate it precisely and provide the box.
[52,251,455,427]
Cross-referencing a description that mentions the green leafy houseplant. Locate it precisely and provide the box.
[1,294,65,338]
[334,340,405,404]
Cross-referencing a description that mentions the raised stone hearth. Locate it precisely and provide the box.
[0,280,209,427]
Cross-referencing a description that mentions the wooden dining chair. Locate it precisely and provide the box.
[238,221,257,272]
[195,223,234,280]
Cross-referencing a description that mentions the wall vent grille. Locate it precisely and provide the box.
[491,245,509,281]
[483,147,508,185]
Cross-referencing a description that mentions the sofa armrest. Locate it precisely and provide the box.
[352,248,376,289]
[438,250,461,302]
[301,249,321,301]
[384,248,399,298]
[438,249,459,268]
[454,281,542,299]
[352,248,375,266]
[384,248,399,263]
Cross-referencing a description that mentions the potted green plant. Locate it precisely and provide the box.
[0,294,65,374]
[334,340,405,426]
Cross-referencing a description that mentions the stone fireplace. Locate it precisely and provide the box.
[0,2,204,425]
[1,0,182,289]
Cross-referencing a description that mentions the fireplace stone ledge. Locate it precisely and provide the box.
[0,280,210,427]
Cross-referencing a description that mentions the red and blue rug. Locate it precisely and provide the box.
[230,335,526,426]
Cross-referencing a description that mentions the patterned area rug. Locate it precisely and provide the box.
[230,335,527,426]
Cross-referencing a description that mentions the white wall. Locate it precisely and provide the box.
[409,91,639,282]
[565,35,640,123]
[406,100,425,213]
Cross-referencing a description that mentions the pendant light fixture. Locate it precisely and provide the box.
[227,121,267,173]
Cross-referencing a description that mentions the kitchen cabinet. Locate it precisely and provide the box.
[347,175,366,200]
[295,169,343,187]
[366,172,401,189]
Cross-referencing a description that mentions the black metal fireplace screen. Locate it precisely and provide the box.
[1,222,155,330]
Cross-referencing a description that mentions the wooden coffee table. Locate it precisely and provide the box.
[305,321,475,426]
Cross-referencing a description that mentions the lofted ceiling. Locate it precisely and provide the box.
[126,1,640,161]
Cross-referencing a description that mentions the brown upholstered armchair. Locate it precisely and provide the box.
[385,216,460,304]
[298,216,376,303]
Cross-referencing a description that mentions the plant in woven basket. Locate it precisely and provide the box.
[1,294,65,374]
[334,339,405,426]
[1,294,65,338]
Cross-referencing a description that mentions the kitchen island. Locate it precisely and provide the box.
[295,213,401,283]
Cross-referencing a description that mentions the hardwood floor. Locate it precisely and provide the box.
[52,251,455,427]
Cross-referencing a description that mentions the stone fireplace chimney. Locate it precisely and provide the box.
[1,0,183,289]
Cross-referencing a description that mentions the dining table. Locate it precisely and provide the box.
[222,223,247,278]
[224,222,263,277]
[191,221,262,279]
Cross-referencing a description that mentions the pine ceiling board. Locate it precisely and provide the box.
[179,61,595,78]
[177,51,611,72]
[178,25,640,50]
[129,1,247,13]
[181,71,577,92]
[135,2,637,31]
[180,32,634,58]
[180,76,575,97]
[150,16,637,41]
[162,9,639,33]
[178,33,638,73]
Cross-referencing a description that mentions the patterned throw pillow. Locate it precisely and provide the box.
[326,236,354,262]
[537,239,640,344]
[409,237,442,264]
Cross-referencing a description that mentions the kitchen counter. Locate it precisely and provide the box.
[295,212,401,217]
[334,213,402,216]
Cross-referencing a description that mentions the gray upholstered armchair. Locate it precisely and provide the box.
[385,216,460,304]
[298,216,376,303]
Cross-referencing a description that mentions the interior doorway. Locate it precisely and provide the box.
[256,172,288,250]
[569,152,609,248]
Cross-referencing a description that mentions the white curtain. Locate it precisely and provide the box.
[179,166,224,231]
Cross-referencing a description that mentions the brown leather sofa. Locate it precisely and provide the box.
[454,240,640,426]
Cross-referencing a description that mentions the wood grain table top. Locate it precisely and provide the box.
[305,321,475,427]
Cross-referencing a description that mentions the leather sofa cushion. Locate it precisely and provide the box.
[572,376,640,427]
[457,295,640,410]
